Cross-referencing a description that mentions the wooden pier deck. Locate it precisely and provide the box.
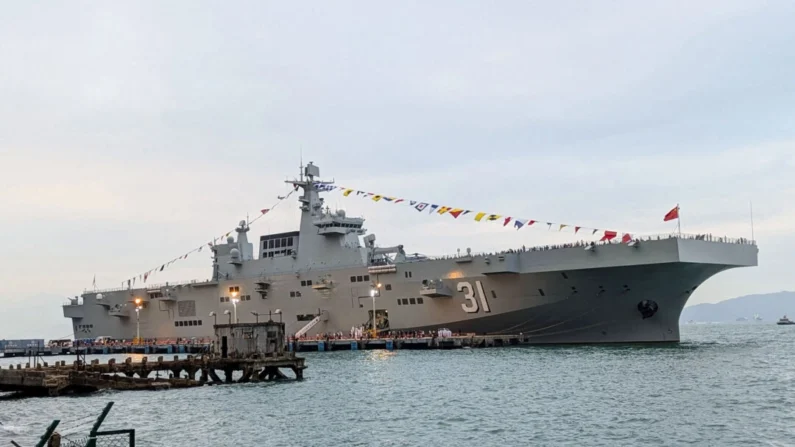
[0,354,306,397]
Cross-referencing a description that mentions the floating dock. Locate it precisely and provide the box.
[291,334,530,352]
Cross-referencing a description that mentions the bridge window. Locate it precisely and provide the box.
[290,291,295,298]
[402,298,408,305]
[417,297,424,304]
[397,299,402,305]
[364,275,370,281]
[409,298,416,304]
[385,284,392,291]
[491,290,497,299]
[357,275,363,282]
[538,289,545,297]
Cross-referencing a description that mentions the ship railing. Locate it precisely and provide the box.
[82,286,128,294]
[636,233,756,245]
[84,278,213,294]
[140,279,214,290]
[418,233,755,261]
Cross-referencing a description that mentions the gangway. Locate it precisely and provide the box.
[295,315,322,338]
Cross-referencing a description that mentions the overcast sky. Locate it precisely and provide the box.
[1,1,793,339]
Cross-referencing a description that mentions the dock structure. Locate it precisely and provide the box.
[0,321,305,397]
[1,341,212,358]
[291,334,530,352]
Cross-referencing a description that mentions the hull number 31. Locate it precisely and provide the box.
[458,281,491,313]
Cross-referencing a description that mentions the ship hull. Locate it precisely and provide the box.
[65,239,756,344]
[406,263,725,343]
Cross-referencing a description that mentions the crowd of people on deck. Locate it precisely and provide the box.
[424,232,755,261]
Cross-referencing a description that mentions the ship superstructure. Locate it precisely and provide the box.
[63,162,758,343]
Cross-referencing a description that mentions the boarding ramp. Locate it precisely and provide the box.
[295,315,322,338]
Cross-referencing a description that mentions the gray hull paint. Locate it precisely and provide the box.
[407,263,726,343]
[65,239,755,344]
[63,163,757,344]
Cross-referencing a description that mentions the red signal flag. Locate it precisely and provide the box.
[664,206,679,222]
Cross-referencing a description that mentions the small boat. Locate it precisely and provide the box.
[776,315,795,325]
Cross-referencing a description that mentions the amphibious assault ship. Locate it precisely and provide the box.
[63,162,758,343]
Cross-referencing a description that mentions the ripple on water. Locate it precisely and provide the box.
[1,324,795,446]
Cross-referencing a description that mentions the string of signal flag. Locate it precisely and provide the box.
[325,183,680,245]
[116,188,297,289]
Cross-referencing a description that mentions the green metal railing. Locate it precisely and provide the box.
[12,402,135,447]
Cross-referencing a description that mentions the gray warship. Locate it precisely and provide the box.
[63,162,758,343]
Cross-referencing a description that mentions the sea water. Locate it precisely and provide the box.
[1,324,793,446]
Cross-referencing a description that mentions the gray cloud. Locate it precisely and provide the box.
[1,1,793,337]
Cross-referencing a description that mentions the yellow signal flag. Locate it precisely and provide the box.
[372,195,382,202]
[343,189,353,197]
[559,224,568,231]
[474,212,487,222]
[487,214,501,221]
[437,206,451,215]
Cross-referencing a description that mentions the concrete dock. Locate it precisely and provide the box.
[1,342,211,358]
[291,334,530,352]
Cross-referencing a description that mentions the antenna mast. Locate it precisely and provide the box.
[299,149,304,182]
[750,200,755,242]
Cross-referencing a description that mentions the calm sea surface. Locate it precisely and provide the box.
[1,324,794,446]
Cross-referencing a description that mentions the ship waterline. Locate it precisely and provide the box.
[63,163,757,344]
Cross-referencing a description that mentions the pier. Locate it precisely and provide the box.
[0,321,305,397]
[0,354,305,397]
[291,334,529,352]
[1,341,211,358]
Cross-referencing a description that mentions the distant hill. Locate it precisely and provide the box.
[681,291,795,322]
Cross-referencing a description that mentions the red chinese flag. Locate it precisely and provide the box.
[600,231,617,242]
[621,233,632,243]
[663,206,679,222]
